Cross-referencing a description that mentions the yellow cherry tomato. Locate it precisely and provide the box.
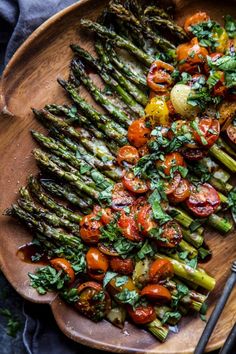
[213,28,229,53]
[145,96,169,126]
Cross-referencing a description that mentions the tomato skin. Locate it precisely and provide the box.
[163,173,181,195]
[149,259,174,283]
[138,144,149,157]
[137,204,157,236]
[117,145,140,166]
[77,281,102,294]
[177,37,209,74]
[141,284,172,302]
[212,72,227,97]
[186,183,221,217]
[127,305,156,324]
[122,171,149,194]
[193,118,220,148]
[79,213,102,244]
[93,205,113,225]
[50,258,75,283]
[169,178,190,203]
[128,117,151,148]
[182,148,207,161]
[118,210,142,242]
[147,60,175,93]
[110,257,134,275]
[157,152,186,176]
[111,183,136,211]
[184,12,210,34]
[86,247,109,281]
[158,220,182,248]
[226,123,236,144]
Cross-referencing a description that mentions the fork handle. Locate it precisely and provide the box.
[220,323,236,354]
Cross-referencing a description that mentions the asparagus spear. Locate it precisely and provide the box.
[28,176,83,223]
[95,40,148,106]
[155,254,216,291]
[209,144,236,173]
[57,79,128,146]
[18,187,81,233]
[182,229,204,249]
[217,137,236,159]
[70,44,144,116]
[33,108,116,164]
[31,131,113,189]
[80,19,154,66]
[40,179,93,211]
[7,205,82,248]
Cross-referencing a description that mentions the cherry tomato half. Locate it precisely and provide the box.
[147,60,175,93]
[111,183,136,211]
[118,210,142,242]
[93,205,113,225]
[50,258,75,283]
[156,152,186,176]
[163,173,181,195]
[193,118,220,148]
[149,259,174,283]
[182,148,207,161]
[177,37,209,74]
[184,12,210,34]
[127,305,156,325]
[226,123,236,145]
[128,117,151,148]
[110,257,134,275]
[79,213,102,244]
[122,171,149,194]
[117,145,140,167]
[186,183,221,217]
[212,72,227,97]
[158,220,183,248]
[169,178,190,203]
[141,284,172,302]
[86,247,109,281]
[137,204,157,236]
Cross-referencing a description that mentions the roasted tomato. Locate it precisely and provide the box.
[138,144,150,157]
[147,60,174,93]
[117,145,140,167]
[156,152,186,176]
[122,171,149,194]
[158,220,182,248]
[128,117,151,147]
[86,247,109,281]
[98,243,119,257]
[204,52,223,74]
[182,148,207,161]
[127,305,156,324]
[111,183,136,211]
[186,183,221,217]
[145,96,170,127]
[76,281,111,321]
[137,204,156,236]
[212,72,227,97]
[163,173,181,195]
[169,178,190,203]
[50,258,75,283]
[193,118,220,148]
[93,205,113,225]
[79,213,102,244]
[118,210,142,242]
[149,259,174,283]
[184,12,210,34]
[177,37,209,74]
[141,284,172,302]
[110,257,134,275]
[226,123,236,144]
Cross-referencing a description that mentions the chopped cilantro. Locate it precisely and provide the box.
[61,288,79,303]
[198,247,212,260]
[136,240,155,260]
[171,283,189,308]
[115,288,140,306]
[0,308,22,337]
[162,310,182,324]
[225,15,236,39]
[103,271,117,288]
[115,276,129,287]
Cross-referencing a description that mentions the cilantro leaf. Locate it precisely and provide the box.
[115,288,140,306]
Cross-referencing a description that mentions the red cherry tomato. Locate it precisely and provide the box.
[212,72,227,97]
[50,258,75,283]
[149,259,174,283]
[186,183,221,217]
[226,123,236,145]
[117,145,140,166]
[111,183,136,211]
[86,247,109,281]
[177,37,209,74]
[163,173,181,195]
[110,257,134,275]
[141,284,172,302]
[127,305,156,324]
[128,117,151,148]
[147,60,174,93]
[158,221,182,248]
[122,171,149,194]
[79,213,102,244]
[157,152,186,176]
[137,204,157,236]
[169,178,190,203]
[93,205,113,225]
[193,118,220,148]
[184,12,210,34]
[118,210,142,242]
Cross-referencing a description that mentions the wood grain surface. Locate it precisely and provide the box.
[0,0,235,353]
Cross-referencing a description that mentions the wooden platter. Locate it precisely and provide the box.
[0,0,236,352]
